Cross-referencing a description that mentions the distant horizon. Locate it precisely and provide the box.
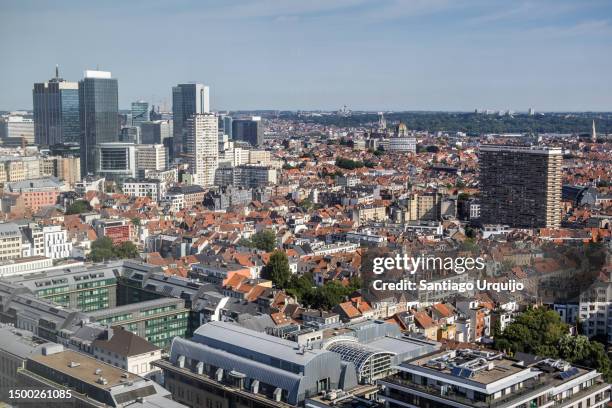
[2,0,612,112]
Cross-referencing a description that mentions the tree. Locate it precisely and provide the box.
[88,237,115,262]
[261,251,292,288]
[66,200,91,215]
[88,237,139,262]
[250,230,277,252]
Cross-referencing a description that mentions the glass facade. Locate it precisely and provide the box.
[172,83,209,157]
[131,101,149,127]
[79,76,119,175]
[33,79,80,145]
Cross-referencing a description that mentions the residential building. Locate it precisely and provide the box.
[79,70,119,176]
[185,113,218,187]
[214,165,277,188]
[479,145,563,228]
[92,218,132,245]
[123,178,167,201]
[0,222,23,261]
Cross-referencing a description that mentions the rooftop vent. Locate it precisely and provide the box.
[95,368,102,375]
[97,377,108,385]
[68,361,80,368]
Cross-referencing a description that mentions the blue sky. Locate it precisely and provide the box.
[1,0,611,111]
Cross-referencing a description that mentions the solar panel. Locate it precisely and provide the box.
[450,367,462,376]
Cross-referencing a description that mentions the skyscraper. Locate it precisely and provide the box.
[131,100,149,127]
[185,113,218,187]
[232,116,263,146]
[32,66,80,145]
[223,115,233,138]
[172,83,210,157]
[79,70,119,176]
[479,145,562,228]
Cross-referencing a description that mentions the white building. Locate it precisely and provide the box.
[186,113,218,187]
[92,327,162,380]
[123,178,167,201]
[0,114,35,143]
[579,279,612,343]
[135,144,167,173]
[94,142,136,182]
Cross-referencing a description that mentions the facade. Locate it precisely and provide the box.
[7,265,117,312]
[94,142,136,182]
[154,321,353,407]
[232,116,263,146]
[123,178,167,201]
[92,218,132,245]
[479,145,563,228]
[136,143,167,173]
[379,349,610,408]
[214,165,277,188]
[21,223,72,259]
[185,113,218,187]
[223,115,233,138]
[33,69,80,145]
[88,297,190,349]
[172,83,210,156]
[388,123,417,152]
[92,326,162,379]
[131,100,149,127]
[579,279,612,343]
[0,222,23,261]
[79,70,119,176]
[0,114,35,143]
[141,119,172,144]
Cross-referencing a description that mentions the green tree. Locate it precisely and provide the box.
[251,230,277,252]
[66,200,91,215]
[88,237,115,262]
[261,250,292,288]
[88,237,139,262]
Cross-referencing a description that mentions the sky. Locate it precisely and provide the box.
[1,0,611,111]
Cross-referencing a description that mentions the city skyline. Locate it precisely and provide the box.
[1,0,612,112]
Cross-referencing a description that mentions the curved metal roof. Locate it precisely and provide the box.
[325,339,395,373]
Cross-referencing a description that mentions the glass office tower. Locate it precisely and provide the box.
[33,67,80,145]
[172,83,209,157]
[79,70,119,176]
[131,100,149,127]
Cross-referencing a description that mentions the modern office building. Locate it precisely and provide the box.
[185,113,218,187]
[379,348,610,408]
[88,297,190,349]
[223,115,233,138]
[136,143,167,173]
[141,119,172,144]
[79,70,119,176]
[479,145,563,228]
[7,265,117,312]
[154,321,354,407]
[172,83,210,156]
[131,100,149,127]
[232,116,263,146]
[94,142,136,182]
[0,113,35,143]
[33,67,80,145]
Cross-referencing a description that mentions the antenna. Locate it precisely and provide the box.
[55,64,59,79]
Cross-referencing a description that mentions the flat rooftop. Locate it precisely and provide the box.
[29,349,142,390]
[409,349,526,385]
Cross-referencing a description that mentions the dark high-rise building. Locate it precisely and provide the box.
[172,83,209,157]
[222,115,233,138]
[232,116,263,146]
[32,66,80,145]
[479,145,562,228]
[78,70,119,176]
[131,100,149,127]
